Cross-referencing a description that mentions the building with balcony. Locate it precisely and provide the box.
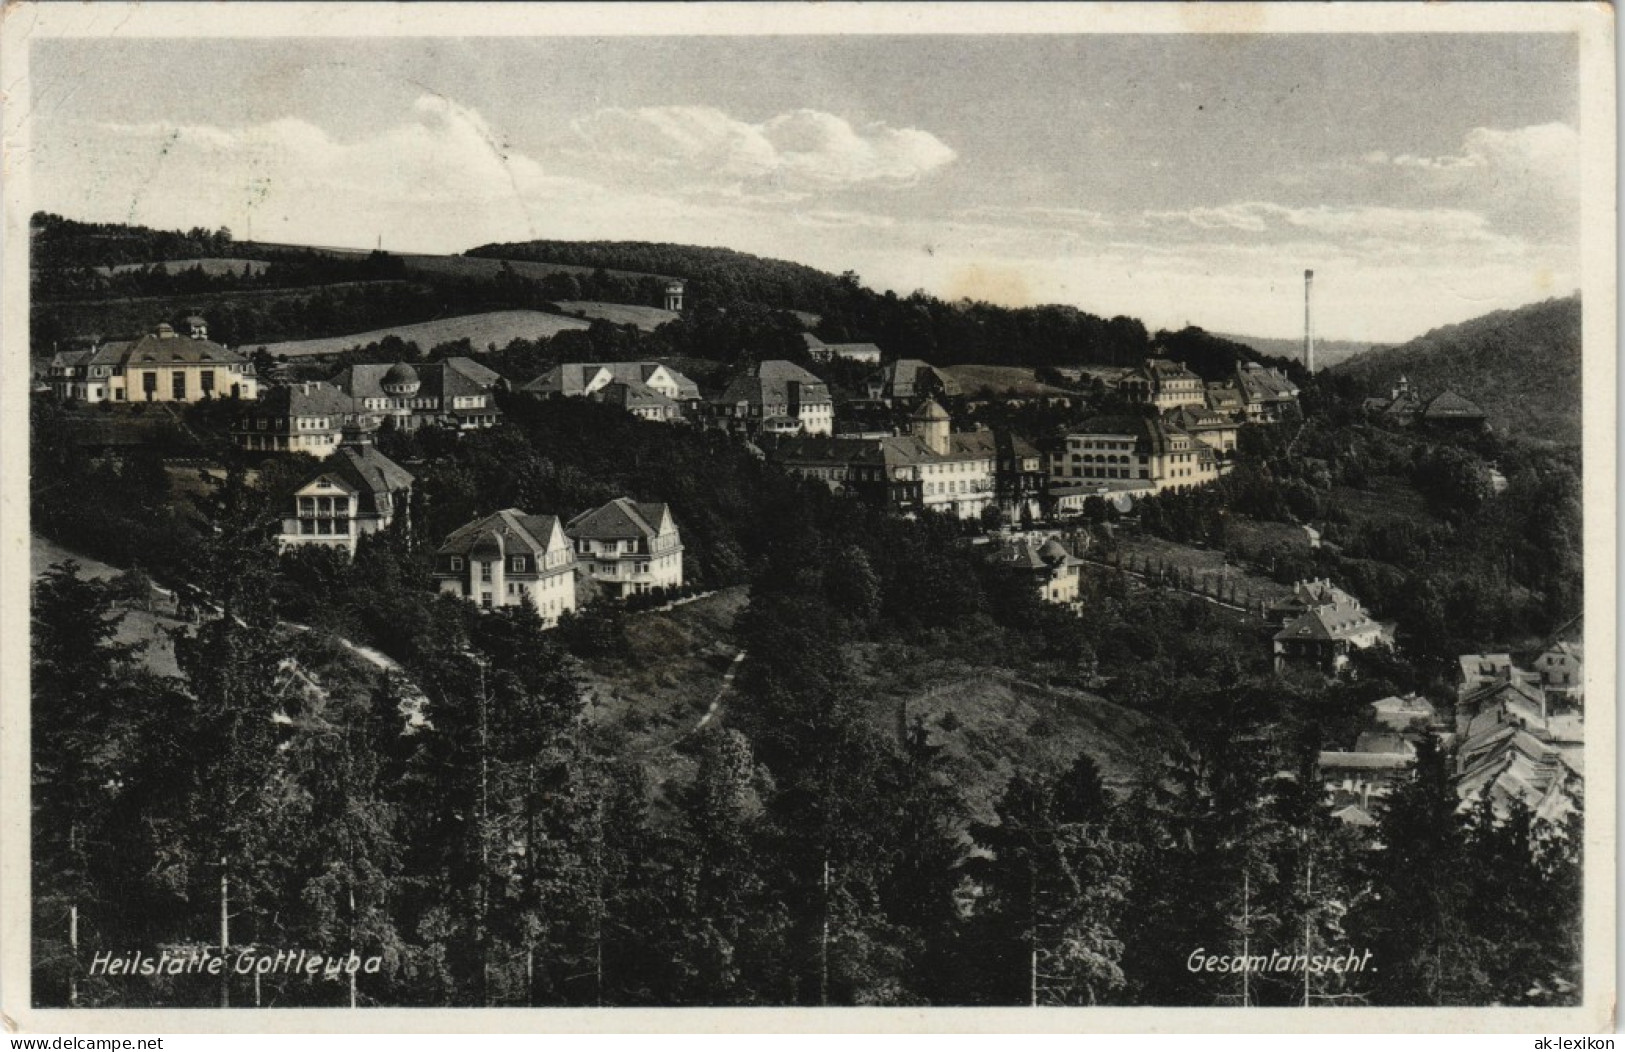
[277,429,414,557]
[433,508,578,623]
[564,498,685,599]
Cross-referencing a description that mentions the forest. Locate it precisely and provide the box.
[30,375,1583,1008]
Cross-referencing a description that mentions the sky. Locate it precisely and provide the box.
[28,33,1581,343]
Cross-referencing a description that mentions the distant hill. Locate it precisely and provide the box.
[1329,295,1581,445]
[1215,332,1386,370]
[250,310,591,358]
[468,239,849,313]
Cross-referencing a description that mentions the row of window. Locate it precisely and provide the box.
[296,518,353,536]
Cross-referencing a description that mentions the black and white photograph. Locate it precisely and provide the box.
[1,1,1614,1033]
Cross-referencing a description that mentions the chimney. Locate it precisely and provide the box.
[1303,269,1316,374]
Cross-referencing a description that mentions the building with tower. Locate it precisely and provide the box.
[235,356,502,454]
[664,280,686,312]
[771,398,1022,521]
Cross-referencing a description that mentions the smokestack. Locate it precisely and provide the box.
[1303,269,1316,374]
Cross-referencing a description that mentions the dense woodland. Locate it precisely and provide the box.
[1331,295,1582,446]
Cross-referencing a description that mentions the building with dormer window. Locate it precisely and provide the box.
[277,429,414,556]
[433,508,578,623]
[564,498,685,598]
[234,356,501,455]
[48,320,259,403]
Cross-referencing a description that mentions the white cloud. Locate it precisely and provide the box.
[1375,122,1578,239]
[568,105,956,193]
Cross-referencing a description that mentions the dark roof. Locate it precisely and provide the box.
[596,379,677,410]
[304,442,414,516]
[565,497,674,542]
[875,359,961,398]
[437,508,564,558]
[1421,390,1487,420]
[714,360,831,408]
[331,357,499,401]
[117,332,249,368]
[524,361,700,400]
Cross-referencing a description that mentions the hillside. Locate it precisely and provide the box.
[469,239,846,312]
[1330,294,1581,445]
[1217,332,1384,371]
[251,309,591,358]
[944,364,1074,399]
[553,300,678,332]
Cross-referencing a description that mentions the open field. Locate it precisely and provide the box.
[944,364,1075,398]
[576,586,750,809]
[95,258,270,277]
[33,533,185,678]
[553,301,678,332]
[253,309,592,357]
[1110,532,1294,607]
[1328,476,1438,529]
[847,647,1158,823]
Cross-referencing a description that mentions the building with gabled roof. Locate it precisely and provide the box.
[1226,361,1299,422]
[1048,415,1220,496]
[278,429,414,556]
[1117,357,1207,411]
[711,360,833,436]
[992,534,1085,604]
[803,333,882,365]
[1163,404,1239,455]
[522,361,701,406]
[564,498,684,598]
[236,357,501,454]
[772,399,1030,521]
[865,358,961,406]
[434,508,578,623]
[48,320,259,403]
[1271,579,1389,673]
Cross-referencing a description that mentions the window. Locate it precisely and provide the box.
[142,372,157,398]
[481,593,493,608]
[201,371,215,395]
[172,372,187,400]
[510,556,525,573]
[480,561,493,583]
[333,497,349,515]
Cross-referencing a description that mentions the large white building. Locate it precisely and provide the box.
[565,498,685,599]
[277,431,414,556]
[1049,415,1220,496]
[48,319,259,403]
[434,508,579,624]
[711,360,834,436]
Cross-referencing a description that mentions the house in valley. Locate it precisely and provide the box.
[565,498,685,599]
[433,508,578,624]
